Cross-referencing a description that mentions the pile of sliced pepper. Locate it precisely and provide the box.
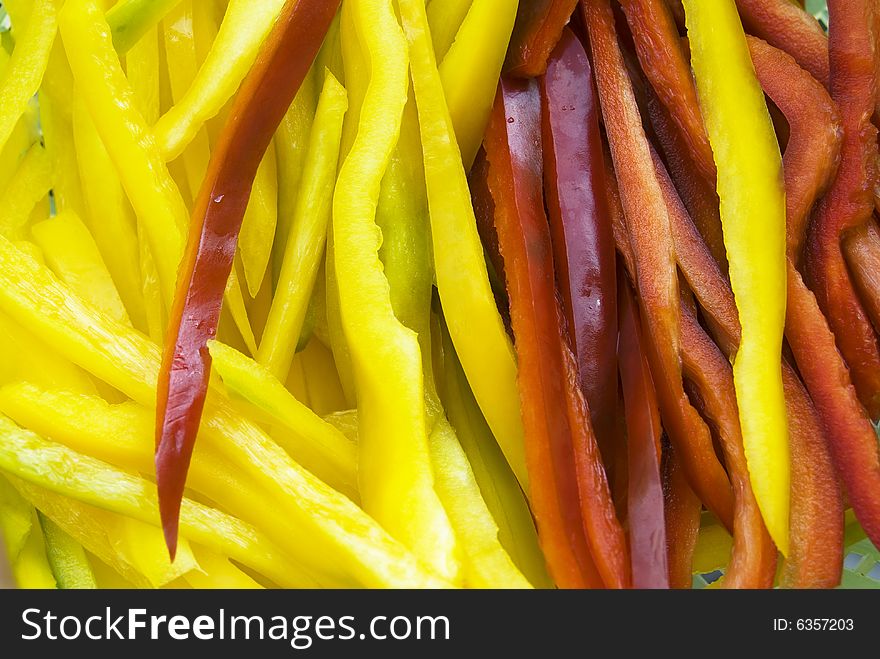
[0,0,878,590]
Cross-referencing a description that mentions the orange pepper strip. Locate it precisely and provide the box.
[584,0,734,527]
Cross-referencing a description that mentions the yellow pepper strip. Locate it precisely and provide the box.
[400,0,528,489]
[160,2,256,354]
[333,0,460,585]
[439,0,518,170]
[31,211,130,326]
[0,476,56,589]
[299,338,348,416]
[209,341,358,500]
[239,149,278,297]
[0,0,59,152]
[0,416,309,589]
[184,546,263,589]
[0,313,97,395]
[136,220,166,343]
[71,97,146,332]
[0,380,338,586]
[438,324,551,588]
[13,479,199,588]
[127,25,160,124]
[0,99,39,195]
[0,236,448,588]
[152,0,287,160]
[272,72,318,287]
[38,512,98,589]
[0,143,51,241]
[60,0,186,302]
[107,0,184,54]
[683,0,790,554]
[259,71,347,381]
[692,516,734,576]
[426,0,474,60]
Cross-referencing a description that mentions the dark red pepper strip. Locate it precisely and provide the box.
[679,306,777,589]
[746,36,843,261]
[485,78,629,589]
[585,0,734,529]
[505,0,579,78]
[613,159,774,587]
[618,271,668,589]
[653,130,846,588]
[734,0,830,89]
[540,27,618,468]
[619,0,715,184]
[155,0,340,557]
[805,0,880,419]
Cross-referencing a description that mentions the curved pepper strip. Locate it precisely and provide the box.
[153,0,288,161]
[486,78,628,589]
[747,37,843,260]
[439,0,519,170]
[611,168,775,588]
[584,0,734,528]
[541,27,618,467]
[683,0,790,554]
[0,0,59,153]
[652,148,843,587]
[678,308,776,589]
[156,0,339,557]
[619,0,714,183]
[258,71,347,381]
[0,236,450,588]
[333,0,459,585]
[427,0,474,60]
[404,1,528,489]
[734,0,830,88]
[617,275,668,589]
[505,0,578,78]
[844,219,880,336]
[806,0,880,418]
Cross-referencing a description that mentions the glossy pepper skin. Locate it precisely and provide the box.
[617,274,668,589]
[804,0,880,548]
[683,0,790,555]
[155,0,340,557]
[505,0,578,77]
[540,27,618,465]
[485,78,628,589]
[584,0,734,529]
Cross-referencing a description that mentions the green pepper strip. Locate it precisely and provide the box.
[38,512,97,589]
[258,71,347,381]
[107,0,184,54]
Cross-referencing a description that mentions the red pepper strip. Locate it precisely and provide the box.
[734,0,830,89]
[746,37,843,260]
[613,162,774,588]
[618,272,668,589]
[485,78,629,589]
[662,446,700,590]
[845,219,880,337]
[654,146,846,588]
[584,0,734,529]
[540,28,618,464]
[619,0,714,183]
[155,0,339,557]
[679,307,776,589]
[805,0,880,420]
[505,0,579,78]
